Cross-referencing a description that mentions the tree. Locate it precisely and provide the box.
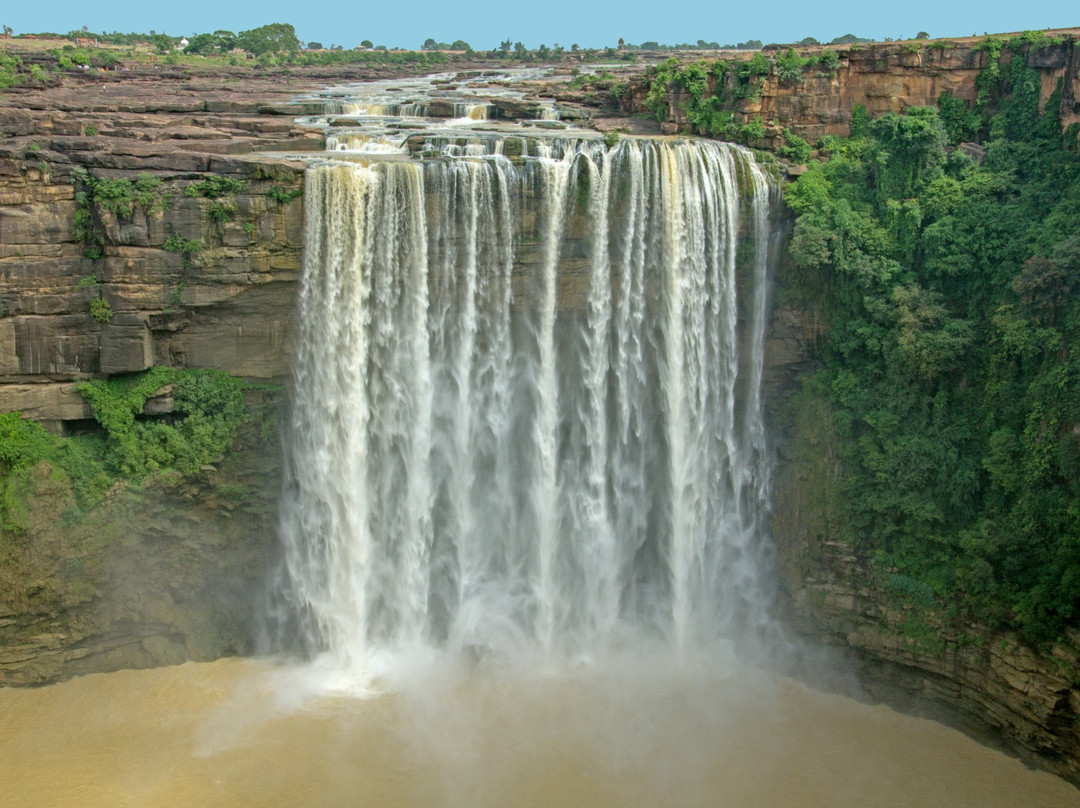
[212,30,236,50]
[360,39,373,49]
[422,38,437,50]
[236,23,300,57]
[916,31,930,40]
[514,41,526,55]
[450,39,470,51]
[307,41,323,50]
[184,33,218,55]
[830,33,871,45]
[775,47,808,85]
[2,25,13,37]
[151,33,174,54]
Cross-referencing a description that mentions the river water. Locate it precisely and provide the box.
[2,655,1078,807]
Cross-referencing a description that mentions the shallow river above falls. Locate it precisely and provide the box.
[2,655,1078,808]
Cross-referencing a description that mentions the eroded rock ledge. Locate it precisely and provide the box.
[0,67,343,430]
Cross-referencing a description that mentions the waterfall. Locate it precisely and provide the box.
[279,137,779,668]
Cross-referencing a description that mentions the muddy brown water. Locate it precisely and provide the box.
[1,656,1077,808]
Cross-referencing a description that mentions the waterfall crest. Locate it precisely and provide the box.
[280,138,780,668]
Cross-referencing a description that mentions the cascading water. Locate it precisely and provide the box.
[279,132,780,670]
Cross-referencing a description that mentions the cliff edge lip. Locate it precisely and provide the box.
[5,26,1077,155]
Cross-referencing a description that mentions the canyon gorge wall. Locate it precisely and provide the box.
[2,40,1080,784]
[618,33,1080,149]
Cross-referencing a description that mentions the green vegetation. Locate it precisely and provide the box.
[76,367,249,477]
[162,234,202,256]
[0,413,111,514]
[738,116,766,141]
[185,175,246,227]
[183,30,237,55]
[0,367,257,530]
[774,48,808,84]
[289,49,449,68]
[643,50,795,140]
[817,49,841,74]
[607,82,629,102]
[737,52,771,100]
[783,33,1080,647]
[0,52,21,89]
[645,58,756,140]
[778,128,812,163]
[69,168,169,260]
[206,201,236,223]
[567,69,616,90]
[184,176,247,199]
[236,23,300,56]
[266,184,303,204]
[70,167,169,219]
[88,297,113,323]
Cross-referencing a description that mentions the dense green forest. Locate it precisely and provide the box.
[783,34,1080,647]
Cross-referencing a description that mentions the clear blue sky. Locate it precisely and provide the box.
[2,0,1076,50]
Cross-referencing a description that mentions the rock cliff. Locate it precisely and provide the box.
[765,265,1080,786]
[0,64,332,684]
[2,43,1079,788]
[0,66,327,432]
[616,31,1080,147]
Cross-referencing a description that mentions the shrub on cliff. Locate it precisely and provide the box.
[76,368,250,477]
[0,413,110,513]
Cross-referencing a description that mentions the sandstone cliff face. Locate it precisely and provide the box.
[0,67,326,433]
[765,291,1080,785]
[620,34,1080,146]
[0,67,322,684]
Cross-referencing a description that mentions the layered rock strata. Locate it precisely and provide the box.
[615,32,1080,145]
[765,290,1080,787]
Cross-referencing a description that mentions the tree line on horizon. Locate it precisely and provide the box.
[1,22,904,57]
